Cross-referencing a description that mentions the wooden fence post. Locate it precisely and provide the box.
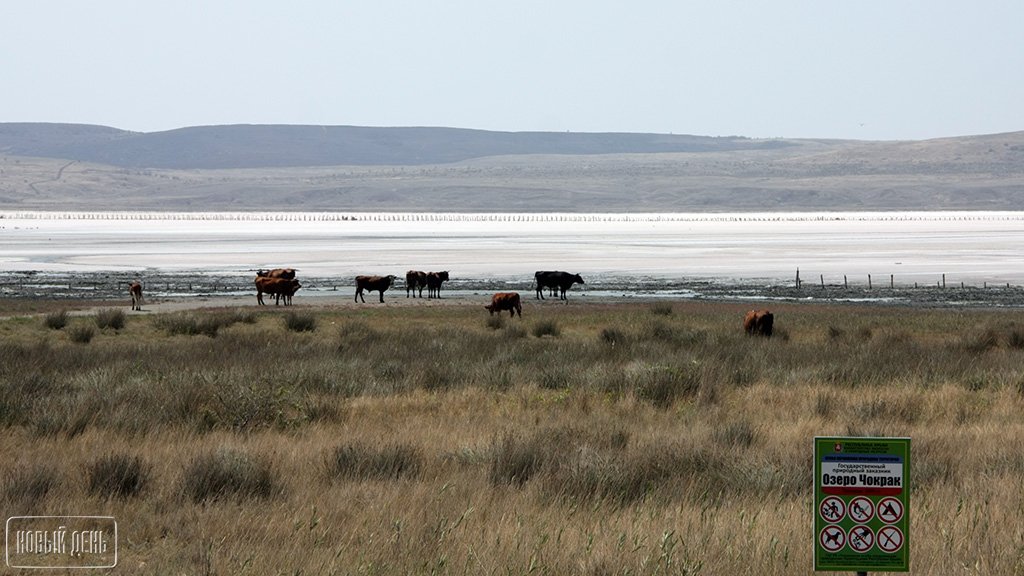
[868,274,872,289]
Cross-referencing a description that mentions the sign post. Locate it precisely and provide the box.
[814,437,910,572]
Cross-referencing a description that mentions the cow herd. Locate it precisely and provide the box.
[128,269,776,336]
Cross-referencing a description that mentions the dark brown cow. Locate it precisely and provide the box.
[256,276,301,305]
[743,309,774,337]
[534,271,585,301]
[129,281,143,311]
[426,271,449,298]
[355,275,396,303]
[257,268,296,280]
[485,292,522,317]
[406,270,427,298]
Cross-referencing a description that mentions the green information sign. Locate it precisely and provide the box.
[814,437,910,572]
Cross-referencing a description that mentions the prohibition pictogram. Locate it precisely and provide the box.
[848,525,874,553]
[848,496,874,523]
[877,525,904,553]
[819,525,845,552]
[877,496,904,524]
[819,496,846,522]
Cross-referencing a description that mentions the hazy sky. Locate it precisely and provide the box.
[2,1,1021,140]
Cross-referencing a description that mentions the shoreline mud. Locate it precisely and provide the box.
[4,270,1024,309]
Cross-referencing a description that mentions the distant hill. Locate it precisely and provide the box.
[1,123,1022,212]
[0,123,788,169]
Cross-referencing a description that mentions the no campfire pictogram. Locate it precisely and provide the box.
[877,525,904,553]
[848,496,874,523]
[819,496,846,522]
[848,525,874,553]
[878,496,905,524]
[819,525,845,552]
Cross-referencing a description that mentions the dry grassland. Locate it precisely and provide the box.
[1,299,1023,574]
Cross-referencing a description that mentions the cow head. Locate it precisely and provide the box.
[574,274,585,285]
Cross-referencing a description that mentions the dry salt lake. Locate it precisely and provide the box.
[3,210,1024,305]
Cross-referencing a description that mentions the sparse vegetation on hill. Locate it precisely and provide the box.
[1,301,1022,573]
[1,123,1022,211]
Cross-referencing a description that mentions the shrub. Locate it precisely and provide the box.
[485,315,505,330]
[532,319,561,338]
[628,363,699,408]
[181,448,279,503]
[94,308,126,330]
[87,453,150,499]
[43,310,68,330]
[68,324,95,344]
[156,312,240,337]
[650,302,673,316]
[3,464,58,508]
[326,442,423,481]
[713,420,756,448]
[489,432,547,487]
[284,312,316,332]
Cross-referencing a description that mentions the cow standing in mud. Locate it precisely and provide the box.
[406,270,427,298]
[355,275,396,303]
[534,271,585,301]
[426,271,449,298]
[129,281,143,311]
[256,276,301,305]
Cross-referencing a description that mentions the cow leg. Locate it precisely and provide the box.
[257,290,265,305]
[378,290,385,303]
[355,288,364,303]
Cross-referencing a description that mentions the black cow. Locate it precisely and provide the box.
[355,275,396,303]
[534,271,585,301]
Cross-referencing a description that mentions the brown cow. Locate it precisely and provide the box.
[406,270,427,298]
[485,292,522,317]
[257,268,296,280]
[743,309,774,337]
[129,281,143,311]
[426,271,449,298]
[355,275,396,303]
[256,276,301,305]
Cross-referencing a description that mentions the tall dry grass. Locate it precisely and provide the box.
[1,301,1023,574]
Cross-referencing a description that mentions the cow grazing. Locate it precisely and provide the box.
[406,270,427,298]
[256,276,301,305]
[129,281,143,311]
[743,309,774,337]
[257,268,296,280]
[485,292,522,318]
[355,275,396,303]
[534,271,585,301]
[426,271,450,298]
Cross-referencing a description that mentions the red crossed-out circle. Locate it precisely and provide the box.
[819,525,845,552]
[847,525,874,553]
[848,496,874,523]
[877,497,904,524]
[819,496,846,522]
[877,525,904,553]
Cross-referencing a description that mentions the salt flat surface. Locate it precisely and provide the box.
[3,211,1024,286]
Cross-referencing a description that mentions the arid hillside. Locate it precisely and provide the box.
[1,124,1022,212]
